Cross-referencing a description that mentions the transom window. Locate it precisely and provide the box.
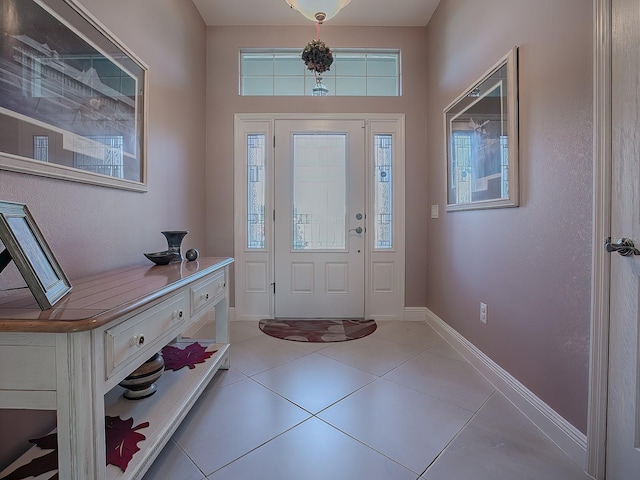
[240,49,400,97]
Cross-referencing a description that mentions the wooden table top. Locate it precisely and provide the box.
[0,257,233,333]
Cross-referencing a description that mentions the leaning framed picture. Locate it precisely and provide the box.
[0,200,72,309]
[444,47,519,211]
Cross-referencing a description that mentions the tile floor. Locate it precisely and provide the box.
[142,321,592,480]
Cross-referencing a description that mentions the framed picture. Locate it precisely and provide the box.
[444,47,519,211]
[0,201,71,310]
[0,0,148,192]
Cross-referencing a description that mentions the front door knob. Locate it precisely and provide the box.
[605,237,640,256]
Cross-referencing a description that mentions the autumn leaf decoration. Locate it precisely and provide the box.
[105,416,150,472]
[0,433,58,480]
[0,417,149,480]
[162,342,216,371]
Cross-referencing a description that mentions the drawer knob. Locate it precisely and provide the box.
[172,310,184,319]
[130,334,145,347]
[201,293,210,300]
[218,281,226,288]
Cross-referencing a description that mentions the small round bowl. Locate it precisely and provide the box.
[144,250,179,265]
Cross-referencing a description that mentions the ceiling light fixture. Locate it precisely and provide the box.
[286,0,352,23]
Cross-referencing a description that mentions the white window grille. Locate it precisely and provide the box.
[240,49,400,97]
[72,135,124,178]
[500,135,509,197]
[33,135,49,162]
[452,131,472,204]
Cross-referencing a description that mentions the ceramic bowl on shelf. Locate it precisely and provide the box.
[143,250,179,265]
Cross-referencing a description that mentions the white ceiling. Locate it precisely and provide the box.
[191,0,441,27]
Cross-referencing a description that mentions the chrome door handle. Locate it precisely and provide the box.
[605,237,640,256]
[349,227,363,234]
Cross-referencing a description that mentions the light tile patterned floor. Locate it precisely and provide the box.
[142,321,591,480]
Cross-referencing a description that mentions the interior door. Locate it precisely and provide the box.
[274,119,365,318]
[606,0,640,476]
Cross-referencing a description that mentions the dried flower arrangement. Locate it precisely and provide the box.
[302,39,334,74]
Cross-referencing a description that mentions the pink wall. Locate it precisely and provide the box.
[204,26,429,307]
[425,0,593,432]
[0,0,594,469]
[0,0,207,469]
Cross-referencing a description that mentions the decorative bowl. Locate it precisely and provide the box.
[143,250,179,265]
[119,352,165,400]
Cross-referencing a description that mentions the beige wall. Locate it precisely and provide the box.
[204,26,429,307]
[425,0,593,432]
[0,0,207,469]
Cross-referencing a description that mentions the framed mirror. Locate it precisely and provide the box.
[0,0,148,191]
[444,47,519,211]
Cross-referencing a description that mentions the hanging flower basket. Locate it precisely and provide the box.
[302,39,334,74]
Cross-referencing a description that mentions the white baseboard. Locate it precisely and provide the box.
[230,308,266,322]
[233,309,417,322]
[404,307,428,322]
[423,307,587,469]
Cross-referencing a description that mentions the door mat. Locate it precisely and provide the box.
[258,318,377,343]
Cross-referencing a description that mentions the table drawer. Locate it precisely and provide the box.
[190,269,225,315]
[105,293,186,378]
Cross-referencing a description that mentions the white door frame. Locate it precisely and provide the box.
[587,0,611,478]
[233,113,406,322]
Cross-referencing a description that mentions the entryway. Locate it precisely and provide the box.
[233,114,405,322]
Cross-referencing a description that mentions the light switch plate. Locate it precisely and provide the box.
[430,204,439,219]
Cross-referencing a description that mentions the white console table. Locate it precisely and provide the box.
[0,257,233,480]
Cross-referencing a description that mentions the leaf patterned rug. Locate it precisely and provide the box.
[258,318,377,343]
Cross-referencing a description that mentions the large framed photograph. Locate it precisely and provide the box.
[444,47,519,211]
[0,201,71,310]
[0,0,148,191]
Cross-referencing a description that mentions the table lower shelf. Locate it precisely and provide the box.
[105,341,229,480]
[0,341,229,480]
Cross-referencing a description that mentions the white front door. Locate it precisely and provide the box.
[274,119,365,318]
[606,0,640,476]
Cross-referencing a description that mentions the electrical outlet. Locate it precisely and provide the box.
[480,302,487,324]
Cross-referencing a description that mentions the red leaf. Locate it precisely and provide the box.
[0,451,57,480]
[1,416,150,480]
[0,434,58,480]
[30,434,58,451]
[162,342,216,371]
[105,416,149,472]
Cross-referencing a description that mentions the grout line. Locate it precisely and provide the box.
[420,389,496,476]
[313,416,426,477]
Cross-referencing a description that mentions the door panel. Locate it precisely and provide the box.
[274,120,365,318]
[607,0,640,476]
